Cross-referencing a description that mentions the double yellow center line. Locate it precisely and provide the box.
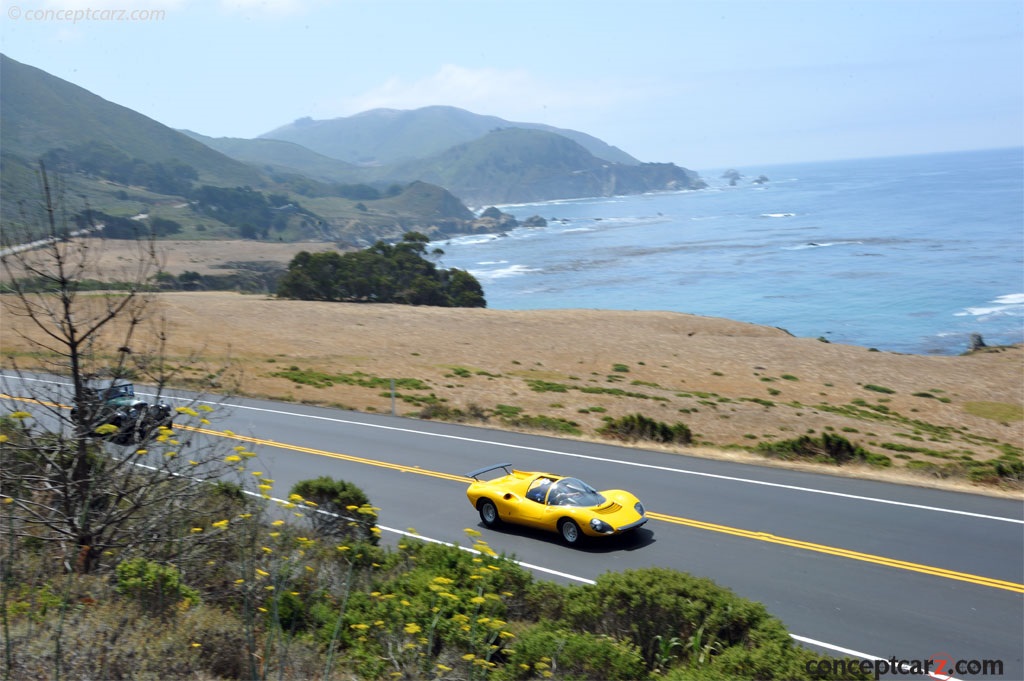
[4,392,1021,594]
[197,426,1024,594]
[646,512,1023,593]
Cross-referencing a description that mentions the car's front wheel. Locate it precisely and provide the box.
[558,518,582,545]
[478,499,501,528]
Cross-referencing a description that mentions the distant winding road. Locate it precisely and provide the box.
[4,376,1022,680]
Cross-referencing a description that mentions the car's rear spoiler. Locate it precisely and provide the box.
[466,463,514,480]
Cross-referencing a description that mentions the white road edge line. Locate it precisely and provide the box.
[6,374,1021,525]
[284,486,960,681]
[217,403,1024,524]
[14,385,971,681]
[790,635,964,681]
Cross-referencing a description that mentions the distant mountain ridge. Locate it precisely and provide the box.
[0,54,511,247]
[181,130,363,184]
[260,105,640,167]
[1,53,707,248]
[382,127,704,205]
[210,106,706,204]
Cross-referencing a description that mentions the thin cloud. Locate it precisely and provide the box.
[330,64,648,124]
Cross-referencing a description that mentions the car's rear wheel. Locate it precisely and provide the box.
[478,499,501,528]
[558,518,582,545]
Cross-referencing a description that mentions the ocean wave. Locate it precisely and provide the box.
[443,234,501,246]
[953,293,1024,318]
[782,240,864,250]
[760,212,796,218]
[468,264,540,280]
[993,293,1024,305]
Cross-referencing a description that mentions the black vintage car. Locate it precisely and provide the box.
[72,383,174,445]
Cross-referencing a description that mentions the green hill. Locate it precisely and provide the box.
[0,55,498,248]
[0,54,260,187]
[382,127,706,205]
[260,105,640,166]
[180,131,364,184]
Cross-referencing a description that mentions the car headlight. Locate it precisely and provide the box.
[635,501,645,515]
[590,518,613,533]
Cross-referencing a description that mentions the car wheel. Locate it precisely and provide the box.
[478,499,501,528]
[559,519,582,545]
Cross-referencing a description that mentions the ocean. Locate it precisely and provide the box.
[435,147,1024,356]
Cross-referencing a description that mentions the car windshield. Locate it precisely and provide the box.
[546,478,605,507]
[106,384,135,399]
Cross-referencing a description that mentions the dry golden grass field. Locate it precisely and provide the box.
[1,240,1022,495]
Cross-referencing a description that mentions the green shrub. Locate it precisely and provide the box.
[115,557,199,615]
[558,568,841,679]
[497,624,646,680]
[756,433,877,466]
[863,384,895,394]
[598,413,692,444]
[514,414,582,435]
[526,379,570,393]
[290,476,378,544]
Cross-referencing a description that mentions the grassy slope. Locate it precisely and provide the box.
[2,289,1019,493]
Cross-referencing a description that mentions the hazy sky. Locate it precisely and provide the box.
[1,0,1021,169]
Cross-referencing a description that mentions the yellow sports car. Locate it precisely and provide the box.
[465,463,648,545]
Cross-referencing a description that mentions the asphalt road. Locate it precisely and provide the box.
[5,377,1023,679]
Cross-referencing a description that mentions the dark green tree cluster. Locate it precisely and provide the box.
[43,141,198,196]
[76,211,182,239]
[271,172,396,200]
[277,232,486,307]
[191,185,302,238]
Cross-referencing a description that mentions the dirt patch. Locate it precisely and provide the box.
[3,289,1020,496]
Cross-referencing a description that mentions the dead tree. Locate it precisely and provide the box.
[0,163,246,574]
